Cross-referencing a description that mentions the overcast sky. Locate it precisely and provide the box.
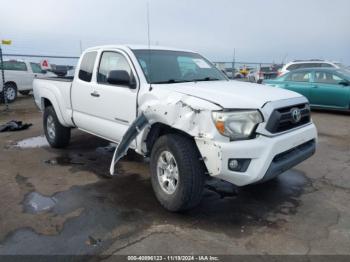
[0,0,349,65]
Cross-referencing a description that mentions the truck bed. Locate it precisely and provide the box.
[36,76,74,82]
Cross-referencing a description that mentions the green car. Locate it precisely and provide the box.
[263,68,350,111]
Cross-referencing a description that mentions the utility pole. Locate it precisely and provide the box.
[0,43,9,111]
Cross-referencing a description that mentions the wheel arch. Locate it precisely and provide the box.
[40,96,69,127]
[144,122,196,156]
[5,81,17,88]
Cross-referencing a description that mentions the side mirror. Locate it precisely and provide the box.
[339,80,349,86]
[107,70,136,88]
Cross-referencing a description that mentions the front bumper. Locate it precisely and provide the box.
[195,123,317,186]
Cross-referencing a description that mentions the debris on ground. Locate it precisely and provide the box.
[0,120,32,132]
[85,235,102,247]
[23,192,57,214]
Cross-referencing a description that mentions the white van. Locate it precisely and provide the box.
[0,60,55,103]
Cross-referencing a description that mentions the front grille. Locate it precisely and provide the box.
[266,103,311,133]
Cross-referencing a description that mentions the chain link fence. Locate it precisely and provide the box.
[213,61,284,82]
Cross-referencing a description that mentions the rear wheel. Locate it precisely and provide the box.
[150,134,206,212]
[43,106,71,148]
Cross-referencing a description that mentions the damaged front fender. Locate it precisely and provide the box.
[109,91,223,176]
[109,113,149,175]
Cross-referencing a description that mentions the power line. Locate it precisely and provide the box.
[3,53,79,59]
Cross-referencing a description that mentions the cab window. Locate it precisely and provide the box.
[78,51,97,82]
[30,62,44,73]
[314,71,343,84]
[97,51,132,84]
[286,71,311,82]
[1,61,27,71]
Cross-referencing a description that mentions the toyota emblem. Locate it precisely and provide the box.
[291,108,302,123]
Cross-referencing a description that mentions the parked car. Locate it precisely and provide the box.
[0,60,55,103]
[33,45,317,212]
[279,59,348,76]
[264,68,350,111]
[248,65,282,84]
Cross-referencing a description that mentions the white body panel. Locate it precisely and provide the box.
[279,60,343,76]
[1,60,55,92]
[33,45,318,186]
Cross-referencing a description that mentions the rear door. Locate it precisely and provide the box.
[71,51,99,133]
[282,70,313,100]
[310,70,349,109]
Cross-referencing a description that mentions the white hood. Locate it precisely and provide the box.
[155,80,302,109]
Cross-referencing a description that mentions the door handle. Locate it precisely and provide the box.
[311,85,318,88]
[90,91,100,97]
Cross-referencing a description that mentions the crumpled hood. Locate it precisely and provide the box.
[154,80,302,109]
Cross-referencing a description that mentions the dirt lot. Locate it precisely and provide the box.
[0,96,349,256]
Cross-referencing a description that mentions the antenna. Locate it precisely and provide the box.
[146,1,152,90]
[147,1,151,50]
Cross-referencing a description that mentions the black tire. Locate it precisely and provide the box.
[43,106,71,148]
[19,90,31,96]
[150,134,206,212]
[1,83,17,103]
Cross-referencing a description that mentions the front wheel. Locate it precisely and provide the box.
[43,106,71,148]
[2,83,17,103]
[150,134,206,212]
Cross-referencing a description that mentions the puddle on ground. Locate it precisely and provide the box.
[205,178,238,198]
[15,136,49,148]
[23,192,57,214]
[95,143,117,155]
[1,168,313,255]
[44,157,85,166]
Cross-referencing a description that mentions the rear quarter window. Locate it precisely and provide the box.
[286,64,300,71]
[79,51,97,82]
[287,63,327,71]
[320,63,333,68]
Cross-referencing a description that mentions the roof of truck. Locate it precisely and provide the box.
[84,44,195,53]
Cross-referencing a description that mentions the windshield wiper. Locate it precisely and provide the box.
[152,79,191,84]
[193,77,219,82]
[152,77,219,84]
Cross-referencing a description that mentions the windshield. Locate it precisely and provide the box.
[132,50,227,84]
[337,70,350,81]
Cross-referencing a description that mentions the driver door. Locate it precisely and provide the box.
[89,51,138,143]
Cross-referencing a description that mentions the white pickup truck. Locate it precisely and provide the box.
[33,45,317,211]
[0,60,55,103]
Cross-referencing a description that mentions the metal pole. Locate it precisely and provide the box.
[232,48,236,77]
[0,44,9,111]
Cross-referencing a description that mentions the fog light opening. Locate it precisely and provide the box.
[228,158,251,172]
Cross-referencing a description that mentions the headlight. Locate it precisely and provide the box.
[212,110,263,140]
